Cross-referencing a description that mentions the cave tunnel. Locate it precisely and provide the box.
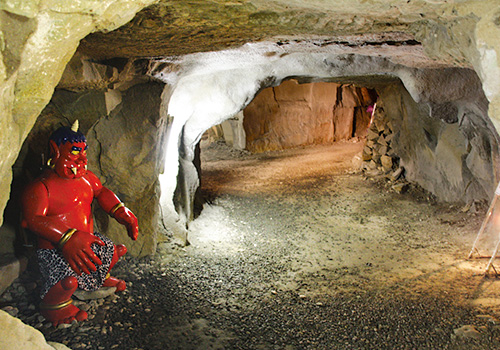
[2,0,500,349]
[196,79,378,213]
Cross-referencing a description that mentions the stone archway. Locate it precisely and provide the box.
[150,43,497,245]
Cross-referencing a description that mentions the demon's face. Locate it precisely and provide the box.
[53,141,88,179]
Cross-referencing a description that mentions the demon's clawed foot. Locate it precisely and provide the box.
[40,276,88,327]
[103,276,126,292]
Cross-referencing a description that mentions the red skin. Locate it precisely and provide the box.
[21,139,138,326]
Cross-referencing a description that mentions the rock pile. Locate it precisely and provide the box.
[362,103,398,174]
[361,102,411,194]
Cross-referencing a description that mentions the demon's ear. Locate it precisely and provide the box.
[49,139,60,162]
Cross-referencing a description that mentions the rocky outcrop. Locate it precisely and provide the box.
[0,310,70,350]
[1,0,500,348]
[86,81,166,257]
[149,42,495,232]
[10,79,165,257]
[0,0,498,243]
[378,79,498,203]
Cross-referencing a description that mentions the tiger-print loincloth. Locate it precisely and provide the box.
[36,233,114,299]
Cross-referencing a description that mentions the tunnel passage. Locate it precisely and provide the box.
[138,38,500,247]
[241,80,377,153]
[197,80,378,209]
[190,72,499,224]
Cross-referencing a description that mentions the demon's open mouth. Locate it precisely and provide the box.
[67,164,87,178]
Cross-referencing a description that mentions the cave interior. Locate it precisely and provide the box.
[3,44,498,262]
[3,1,500,346]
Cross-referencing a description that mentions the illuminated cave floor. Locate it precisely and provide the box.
[4,141,500,349]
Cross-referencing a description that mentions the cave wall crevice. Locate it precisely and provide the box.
[8,80,166,258]
[380,81,498,203]
[87,81,166,257]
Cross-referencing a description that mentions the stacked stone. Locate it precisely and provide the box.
[362,106,398,174]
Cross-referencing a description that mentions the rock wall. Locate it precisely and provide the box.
[0,0,157,228]
[1,0,500,256]
[148,43,498,237]
[0,310,70,350]
[378,80,499,203]
[9,80,165,258]
[243,80,375,153]
[0,0,499,347]
[87,81,165,257]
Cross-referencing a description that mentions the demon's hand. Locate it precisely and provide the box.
[61,230,105,275]
[114,206,139,241]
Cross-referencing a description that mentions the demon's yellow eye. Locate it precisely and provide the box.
[71,146,82,155]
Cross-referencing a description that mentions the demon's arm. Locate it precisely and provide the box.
[88,171,139,241]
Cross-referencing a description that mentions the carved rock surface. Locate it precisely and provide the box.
[2,0,500,237]
[244,80,374,153]
[0,0,157,226]
[1,1,500,348]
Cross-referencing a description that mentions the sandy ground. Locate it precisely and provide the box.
[198,140,498,301]
[4,139,500,349]
[190,139,500,347]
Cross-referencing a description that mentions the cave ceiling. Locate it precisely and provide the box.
[78,0,468,70]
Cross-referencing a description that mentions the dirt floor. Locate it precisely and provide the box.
[3,140,500,349]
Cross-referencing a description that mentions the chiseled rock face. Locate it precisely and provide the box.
[379,73,498,203]
[0,310,70,350]
[77,0,488,66]
[243,80,374,152]
[2,0,500,246]
[2,0,499,347]
[12,77,165,258]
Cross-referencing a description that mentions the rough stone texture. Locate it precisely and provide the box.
[2,0,500,348]
[243,80,373,152]
[7,36,495,256]
[362,102,397,174]
[0,0,500,243]
[146,39,495,236]
[1,0,500,257]
[380,80,499,203]
[8,79,165,258]
[0,255,27,296]
[87,81,166,257]
[0,310,70,350]
[73,286,116,300]
[76,0,488,65]
[76,0,500,136]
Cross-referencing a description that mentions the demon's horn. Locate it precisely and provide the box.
[71,120,79,132]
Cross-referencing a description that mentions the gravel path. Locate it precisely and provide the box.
[2,141,500,349]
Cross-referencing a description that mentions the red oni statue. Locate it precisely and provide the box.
[21,121,139,326]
